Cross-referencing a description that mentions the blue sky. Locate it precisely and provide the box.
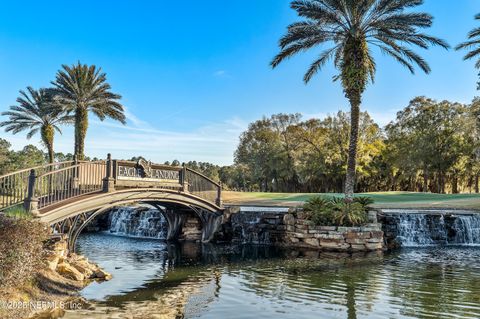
[0,0,478,165]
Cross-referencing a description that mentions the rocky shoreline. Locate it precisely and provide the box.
[0,236,111,319]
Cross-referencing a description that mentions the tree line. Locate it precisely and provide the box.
[1,94,479,194]
[229,96,480,194]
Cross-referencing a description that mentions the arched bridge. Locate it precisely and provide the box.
[0,155,224,251]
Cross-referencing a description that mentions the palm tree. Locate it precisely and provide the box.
[456,14,480,89]
[271,0,448,200]
[51,62,126,160]
[0,87,72,163]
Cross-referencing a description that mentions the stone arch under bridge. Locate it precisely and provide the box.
[0,156,224,251]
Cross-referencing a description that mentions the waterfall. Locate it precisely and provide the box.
[108,206,167,239]
[384,210,480,247]
[453,215,480,244]
[395,214,446,246]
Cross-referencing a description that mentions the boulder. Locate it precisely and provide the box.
[56,262,85,281]
[45,251,60,271]
[94,269,112,280]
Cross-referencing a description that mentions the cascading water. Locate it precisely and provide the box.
[453,215,480,244]
[108,206,167,239]
[383,210,480,247]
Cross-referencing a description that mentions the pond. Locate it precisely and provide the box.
[62,233,480,319]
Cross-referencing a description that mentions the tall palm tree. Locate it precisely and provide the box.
[0,87,71,163]
[51,62,126,160]
[456,14,480,89]
[271,0,449,200]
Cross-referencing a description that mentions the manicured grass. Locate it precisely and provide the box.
[223,191,480,209]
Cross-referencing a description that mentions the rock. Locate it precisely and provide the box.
[294,232,309,238]
[367,238,382,243]
[70,259,95,278]
[286,225,295,232]
[350,244,367,251]
[345,232,371,239]
[45,252,60,271]
[283,214,295,225]
[320,241,349,250]
[370,231,384,238]
[289,237,300,243]
[56,262,85,281]
[94,269,112,280]
[304,238,319,247]
[367,211,378,223]
[295,224,309,230]
[296,219,314,226]
[365,242,383,250]
[346,238,367,244]
[318,226,336,231]
[294,228,309,234]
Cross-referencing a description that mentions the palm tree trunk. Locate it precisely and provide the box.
[41,125,55,163]
[75,107,88,160]
[341,37,368,201]
[345,102,360,200]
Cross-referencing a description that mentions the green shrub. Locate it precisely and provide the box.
[303,196,334,226]
[331,201,368,226]
[302,195,373,226]
[353,196,374,210]
[0,215,48,289]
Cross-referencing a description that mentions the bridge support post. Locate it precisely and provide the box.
[216,183,222,207]
[181,165,188,193]
[162,208,187,241]
[24,169,39,216]
[191,207,223,243]
[102,153,115,193]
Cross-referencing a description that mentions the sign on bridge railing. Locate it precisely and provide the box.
[113,159,185,189]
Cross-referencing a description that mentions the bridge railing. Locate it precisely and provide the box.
[34,161,106,209]
[185,168,222,206]
[0,161,74,211]
[1,156,223,213]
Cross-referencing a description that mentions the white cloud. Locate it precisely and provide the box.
[1,106,398,166]
[2,108,248,165]
[213,70,226,77]
[213,70,232,78]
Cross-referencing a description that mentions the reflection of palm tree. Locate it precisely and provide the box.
[1,87,72,163]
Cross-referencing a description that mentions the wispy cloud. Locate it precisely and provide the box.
[213,70,232,78]
[3,106,398,166]
[3,103,247,165]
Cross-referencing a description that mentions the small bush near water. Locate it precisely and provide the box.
[302,196,374,227]
[0,209,48,290]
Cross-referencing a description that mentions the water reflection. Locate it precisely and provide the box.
[61,233,480,319]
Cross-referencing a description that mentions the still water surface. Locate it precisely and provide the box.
[62,233,480,319]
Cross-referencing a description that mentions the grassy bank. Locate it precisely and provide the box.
[223,191,480,209]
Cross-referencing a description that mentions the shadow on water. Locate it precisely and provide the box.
[63,233,480,319]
